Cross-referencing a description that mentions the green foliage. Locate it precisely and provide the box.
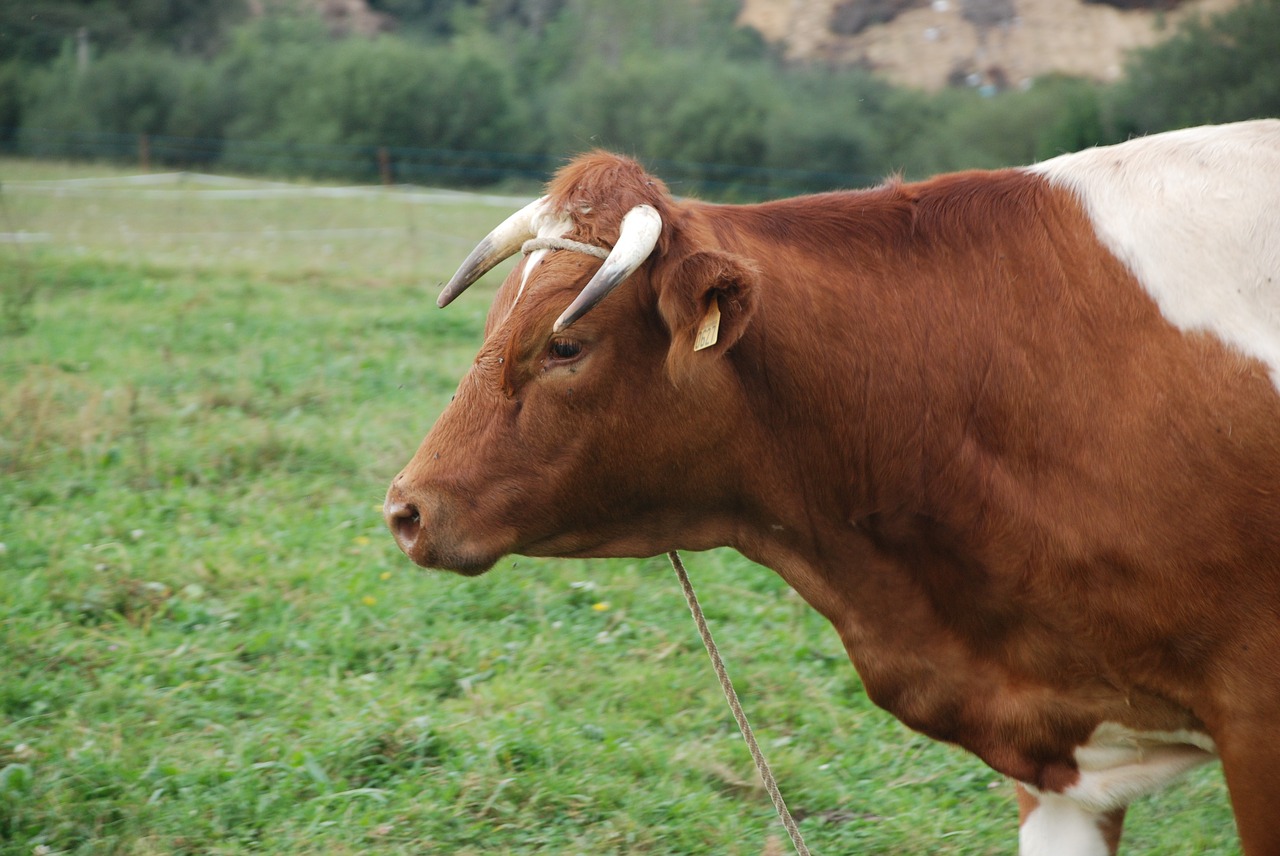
[0,61,24,141]
[371,0,575,40]
[0,0,248,64]
[0,2,120,65]
[764,67,911,185]
[21,47,227,138]
[0,247,38,336]
[517,0,765,92]
[220,22,522,154]
[1110,0,1280,135]
[546,52,777,162]
[1034,77,1109,159]
[367,0,483,37]
[215,14,335,142]
[896,75,1113,175]
[103,0,248,54]
[0,0,1277,194]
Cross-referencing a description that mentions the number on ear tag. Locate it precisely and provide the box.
[693,300,721,351]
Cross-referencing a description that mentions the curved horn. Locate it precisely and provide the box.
[553,204,662,332]
[438,196,549,308]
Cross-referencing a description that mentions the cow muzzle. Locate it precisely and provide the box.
[382,480,498,576]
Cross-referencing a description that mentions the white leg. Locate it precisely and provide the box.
[1019,791,1112,856]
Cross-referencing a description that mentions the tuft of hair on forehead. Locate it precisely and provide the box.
[544,151,675,248]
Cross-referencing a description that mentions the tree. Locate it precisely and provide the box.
[365,0,478,37]
[0,1,248,63]
[1110,0,1280,134]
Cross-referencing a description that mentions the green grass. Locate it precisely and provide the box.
[0,159,1239,854]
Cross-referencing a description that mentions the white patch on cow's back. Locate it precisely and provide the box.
[1019,791,1111,856]
[1027,120,1280,392]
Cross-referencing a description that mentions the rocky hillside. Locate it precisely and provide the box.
[738,0,1243,90]
[247,0,392,36]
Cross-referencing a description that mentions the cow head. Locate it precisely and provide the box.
[384,153,761,574]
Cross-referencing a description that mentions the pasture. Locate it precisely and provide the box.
[0,159,1239,854]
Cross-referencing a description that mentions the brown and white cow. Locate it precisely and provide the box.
[385,121,1280,855]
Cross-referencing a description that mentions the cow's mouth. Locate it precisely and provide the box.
[431,555,496,577]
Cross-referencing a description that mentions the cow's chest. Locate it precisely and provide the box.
[846,633,1216,801]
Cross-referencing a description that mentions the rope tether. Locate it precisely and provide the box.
[668,550,812,856]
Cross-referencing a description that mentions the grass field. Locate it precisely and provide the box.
[0,159,1240,854]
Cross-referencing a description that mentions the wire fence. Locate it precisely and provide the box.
[0,166,539,292]
[2,128,882,200]
[0,127,882,335]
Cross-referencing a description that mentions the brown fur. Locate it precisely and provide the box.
[387,150,1280,853]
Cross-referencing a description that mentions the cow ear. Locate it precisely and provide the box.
[655,250,760,382]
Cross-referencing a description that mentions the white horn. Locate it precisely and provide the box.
[438,196,549,308]
[553,205,662,332]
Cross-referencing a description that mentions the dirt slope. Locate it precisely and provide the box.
[738,0,1242,90]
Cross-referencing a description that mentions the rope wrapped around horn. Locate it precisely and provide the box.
[553,204,662,332]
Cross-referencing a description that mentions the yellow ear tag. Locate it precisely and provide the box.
[693,299,721,351]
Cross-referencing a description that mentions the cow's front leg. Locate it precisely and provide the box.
[1016,784,1126,856]
[1220,725,1280,856]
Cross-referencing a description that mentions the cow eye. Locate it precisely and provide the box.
[549,339,582,361]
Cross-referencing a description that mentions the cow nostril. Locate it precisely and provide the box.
[385,501,422,547]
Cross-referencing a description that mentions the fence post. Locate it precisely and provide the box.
[378,146,393,186]
[139,134,151,172]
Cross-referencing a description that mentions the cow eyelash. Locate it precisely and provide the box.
[548,339,583,361]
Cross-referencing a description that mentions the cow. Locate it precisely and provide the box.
[384,120,1280,855]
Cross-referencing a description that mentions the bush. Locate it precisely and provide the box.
[6,0,1276,195]
[762,68,892,188]
[541,52,783,195]
[919,76,1111,172]
[215,20,524,180]
[1109,0,1280,134]
[0,61,24,142]
[21,48,224,138]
